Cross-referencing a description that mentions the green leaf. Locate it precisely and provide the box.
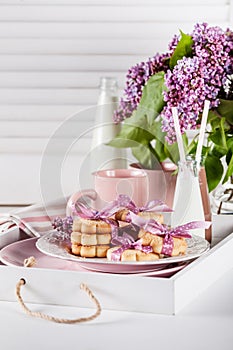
[223,153,233,184]
[201,146,210,157]
[205,154,224,192]
[208,110,222,130]
[107,135,138,149]
[188,141,210,160]
[169,30,193,69]
[149,119,166,142]
[211,145,227,158]
[208,117,228,152]
[136,72,166,125]
[108,113,154,149]
[226,137,233,156]
[131,143,161,170]
[154,139,167,163]
[226,149,233,165]
[108,72,167,165]
[163,133,188,164]
[163,143,178,164]
[217,99,233,126]
[187,140,197,155]
[223,144,233,183]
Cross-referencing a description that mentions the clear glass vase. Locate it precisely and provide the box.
[171,157,206,238]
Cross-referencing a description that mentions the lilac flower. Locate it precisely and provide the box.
[114,22,233,144]
[53,216,73,235]
[225,28,233,74]
[168,34,179,54]
[162,23,232,142]
[114,53,170,123]
[161,56,206,142]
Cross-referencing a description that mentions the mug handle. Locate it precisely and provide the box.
[66,189,97,216]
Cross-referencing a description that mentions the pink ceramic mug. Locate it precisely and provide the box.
[66,168,149,216]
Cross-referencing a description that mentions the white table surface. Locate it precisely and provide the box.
[0,267,233,350]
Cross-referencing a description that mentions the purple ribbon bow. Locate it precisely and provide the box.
[130,212,211,256]
[72,200,119,220]
[72,201,120,239]
[110,232,153,261]
[116,194,173,220]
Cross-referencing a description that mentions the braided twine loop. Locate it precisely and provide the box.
[16,278,101,324]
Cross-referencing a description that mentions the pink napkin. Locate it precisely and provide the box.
[0,198,67,237]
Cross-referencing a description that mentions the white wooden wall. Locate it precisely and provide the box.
[0,0,232,205]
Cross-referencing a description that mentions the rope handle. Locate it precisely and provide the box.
[15,278,101,324]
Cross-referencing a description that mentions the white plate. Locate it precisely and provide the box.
[0,237,188,277]
[36,232,210,274]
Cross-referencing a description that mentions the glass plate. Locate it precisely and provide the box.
[35,232,210,274]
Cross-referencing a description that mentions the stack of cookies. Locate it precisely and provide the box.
[138,229,187,257]
[71,218,114,258]
[69,203,187,261]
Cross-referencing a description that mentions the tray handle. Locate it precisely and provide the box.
[15,278,101,324]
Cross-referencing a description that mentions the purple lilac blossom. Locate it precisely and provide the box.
[161,23,233,142]
[113,52,170,123]
[168,34,179,54]
[161,56,206,143]
[52,216,73,235]
[114,23,233,143]
[113,33,178,123]
[225,28,233,74]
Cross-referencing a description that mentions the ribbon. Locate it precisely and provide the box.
[72,200,119,221]
[110,232,153,261]
[130,212,211,256]
[72,201,121,239]
[73,195,172,221]
[115,194,173,222]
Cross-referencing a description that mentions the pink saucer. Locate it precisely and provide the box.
[0,238,86,272]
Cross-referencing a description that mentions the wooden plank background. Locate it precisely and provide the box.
[0,0,232,205]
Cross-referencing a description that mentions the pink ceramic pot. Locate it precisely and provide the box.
[129,162,177,207]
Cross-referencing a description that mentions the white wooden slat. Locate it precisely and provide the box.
[0,152,87,204]
[0,139,57,154]
[0,153,41,204]
[0,5,228,22]
[0,55,144,71]
[0,22,229,39]
[0,72,126,88]
[0,105,91,121]
[0,137,91,153]
[0,139,39,155]
[0,120,93,138]
[0,140,41,155]
[0,88,125,104]
[0,0,228,6]
[0,38,167,55]
[230,0,233,23]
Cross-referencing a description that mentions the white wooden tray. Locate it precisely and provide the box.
[0,229,233,315]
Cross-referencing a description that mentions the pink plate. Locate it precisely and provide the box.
[0,238,187,277]
[0,238,86,272]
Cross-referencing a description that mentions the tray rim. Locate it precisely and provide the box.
[0,220,233,315]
